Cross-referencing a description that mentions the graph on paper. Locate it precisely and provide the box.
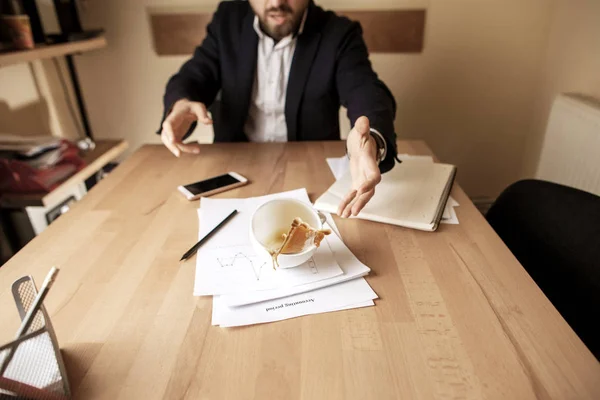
[192,189,344,296]
[216,252,268,281]
[216,252,319,281]
[194,245,342,296]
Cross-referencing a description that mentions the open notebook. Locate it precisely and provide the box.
[314,160,457,231]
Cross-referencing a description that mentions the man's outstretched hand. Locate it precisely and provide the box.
[337,116,381,218]
[161,99,212,157]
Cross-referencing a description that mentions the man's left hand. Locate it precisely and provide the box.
[338,116,381,218]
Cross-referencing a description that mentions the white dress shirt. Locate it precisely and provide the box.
[243,15,305,142]
[243,14,387,160]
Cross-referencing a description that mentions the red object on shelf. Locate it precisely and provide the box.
[0,140,86,194]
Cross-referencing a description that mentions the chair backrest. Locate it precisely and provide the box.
[486,179,600,360]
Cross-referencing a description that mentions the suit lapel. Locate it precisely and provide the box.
[285,7,322,141]
[235,10,258,141]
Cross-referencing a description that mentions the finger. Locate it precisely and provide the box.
[190,103,213,125]
[161,133,180,157]
[337,189,357,216]
[161,119,176,143]
[342,188,363,218]
[347,116,372,157]
[341,200,354,219]
[354,116,370,137]
[175,141,201,154]
[351,189,375,216]
[342,179,373,217]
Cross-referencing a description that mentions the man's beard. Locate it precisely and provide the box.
[260,5,302,41]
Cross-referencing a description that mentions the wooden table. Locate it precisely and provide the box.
[0,141,598,399]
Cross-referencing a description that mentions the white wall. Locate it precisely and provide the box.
[0,63,48,136]
[523,0,600,177]
[0,58,82,140]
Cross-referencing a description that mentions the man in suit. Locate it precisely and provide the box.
[159,0,397,217]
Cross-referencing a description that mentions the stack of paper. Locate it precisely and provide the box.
[325,155,460,225]
[195,188,378,327]
[0,134,62,156]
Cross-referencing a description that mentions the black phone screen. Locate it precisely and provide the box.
[183,174,241,195]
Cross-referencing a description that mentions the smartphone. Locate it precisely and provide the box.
[178,172,248,200]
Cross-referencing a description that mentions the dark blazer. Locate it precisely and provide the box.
[160,0,397,172]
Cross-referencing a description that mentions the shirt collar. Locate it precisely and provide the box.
[252,9,308,40]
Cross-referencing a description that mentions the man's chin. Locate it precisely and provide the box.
[259,15,295,39]
[266,23,294,40]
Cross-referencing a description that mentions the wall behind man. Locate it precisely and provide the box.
[522,0,600,177]
[360,0,551,200]
[0,64,48,136]
[1,0,553,199]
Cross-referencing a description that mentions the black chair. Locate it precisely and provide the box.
[486,179,600,360]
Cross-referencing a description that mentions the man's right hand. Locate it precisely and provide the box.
[161,99,213,157]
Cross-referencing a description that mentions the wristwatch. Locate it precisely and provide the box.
[369,129,387,164]
[346,128,387,164]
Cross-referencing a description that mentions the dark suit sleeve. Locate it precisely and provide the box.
[156,3,223,136]
[335,22,397,173]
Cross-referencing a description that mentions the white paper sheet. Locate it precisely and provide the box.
[198,189,314,248]
[194,189,343,296]
[326,156,350,180]
[212,277,378,327]
[325,154,435,182]
[211,299,374,326]
[194,242,342,295]
[397,154,434,163]
[441,196,460,224]
[221,213,371,306]
[211,299,375,326]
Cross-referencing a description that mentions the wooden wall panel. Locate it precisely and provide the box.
[340,10,425,53]
[150,13,212,56]
[150,9,425,55]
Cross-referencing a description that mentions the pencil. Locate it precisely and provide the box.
[180,209,238,261]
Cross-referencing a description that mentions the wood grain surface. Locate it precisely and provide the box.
[0,141,598,399]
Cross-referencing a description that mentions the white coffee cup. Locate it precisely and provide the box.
[250,198,326,269]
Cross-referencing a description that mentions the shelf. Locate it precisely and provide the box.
[0,139,128,208]
[0,36,107,67]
